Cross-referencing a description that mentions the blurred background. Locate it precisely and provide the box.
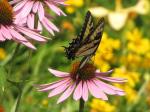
[0,0,150,112]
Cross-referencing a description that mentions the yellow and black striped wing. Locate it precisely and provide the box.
[75,17,105,57]
[78,11,94,41]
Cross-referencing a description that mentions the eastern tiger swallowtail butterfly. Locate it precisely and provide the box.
[64,11,105,69]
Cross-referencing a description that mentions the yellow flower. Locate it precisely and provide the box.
[66,6,75,14]
[65,0,83,14]
[112,67,139,87]
[115,84,138,103]
[120,53,142,69]
[93,32,120,71]
[112,67,139,103]
[142,52,150,69]
[90,99,116,112]
[42,99,49,107]
[126,28,150,55]
[0,48,6,60]
[66,0,83,7]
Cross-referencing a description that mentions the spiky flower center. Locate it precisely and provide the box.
[70,62,96,80]
[0,0,13,26]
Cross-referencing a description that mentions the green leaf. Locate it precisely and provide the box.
[0,66,7,92]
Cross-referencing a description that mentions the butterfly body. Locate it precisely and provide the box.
[64,11,105,68]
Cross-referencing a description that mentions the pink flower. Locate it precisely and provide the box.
[11,0,67,35]
[36,62,126,104]
[0,0,47,49]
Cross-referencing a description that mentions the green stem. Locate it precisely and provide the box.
[79,98,85,112]
[2,44,20,66]
[15,88,22,112]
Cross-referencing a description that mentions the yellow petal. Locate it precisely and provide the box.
[89,7,109,17]
[133,0,150,15]
[108,11,128,30]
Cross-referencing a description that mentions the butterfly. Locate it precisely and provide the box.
[64,11,105,69]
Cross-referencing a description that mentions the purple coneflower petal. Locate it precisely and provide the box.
[15,25,47,41]
[10,0,22,5]
[73,81,83,100]
[37,21,42,31]
[27,14,35,29]
[48,68,69,77]
[93,79,118,95]
[41,18,55,35]
[57,83,76,104]
[19,1,34,18]
[38,3,45,21]
[95,69,114,76]
[87,80,108,100]
[94,79,125,95]
[98,76,127,83]
[45,1,66,16]
[1,26,12,40]
[32,1,39,13]
[48,79,71,97]
[0,30,6,41]
[14,0,28,12]
[21,41,36,50]
[82,81,88,101]
[37,78,70,92]
[9,28,27,42]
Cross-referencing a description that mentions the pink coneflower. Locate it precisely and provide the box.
[11,0,67,35]
[0,0,47,49]
[36,62,126,104]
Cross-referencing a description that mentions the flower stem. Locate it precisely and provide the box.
[79,98,85,112]
[15,88,22,112]
[2,43,20,66]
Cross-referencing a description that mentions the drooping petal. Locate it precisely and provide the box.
[32,1,39,13]
[17,1,34,18]
[45,1,66,16]
[48,68,69,77]
[9,28,28,42]
[48,79,71,97]
[15,25,48,41]
[97,76,127,83]
[73,81,83,101]
[41,18,55,35]
[27,14,35,29]
[57,83,76,103]
[93,78,125,96]
[38,2,45,21]
[82,81,88,101]
[13,0,28,12]
[87,80,108,100]
[43,17,59,32]
[1,26,12,40]
[95,69,114,76]
[20,41,36,50]
[93,79,117,95]
[37,78,70,92]
[37,21,42,31]
[0,30,6,41]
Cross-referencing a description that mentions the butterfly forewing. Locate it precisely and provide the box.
[65,11,94,59]
[78,11,94,41]
[76,17,105,57]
